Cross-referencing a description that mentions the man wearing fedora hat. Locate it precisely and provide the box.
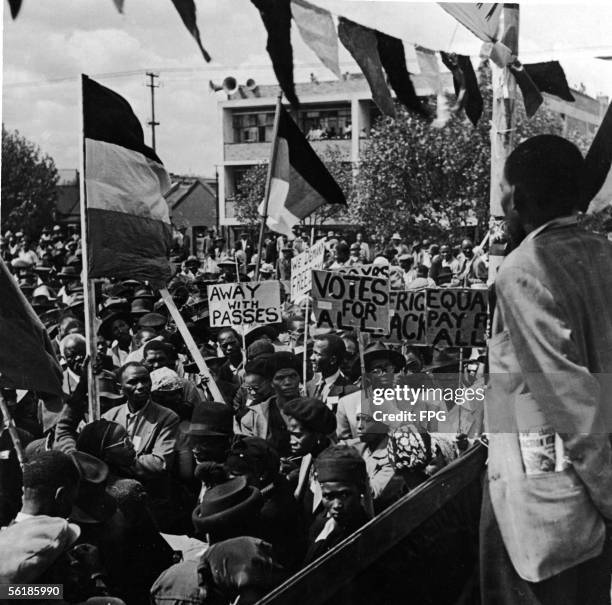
[98,311,133,368]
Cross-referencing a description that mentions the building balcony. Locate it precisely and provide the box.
[224,138,353,162]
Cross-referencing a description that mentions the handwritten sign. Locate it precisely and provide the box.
[290,240,326,302]
[385,289,428,344]
[311,270,390,333]
[426,288,488,347]
[207,281,281,328]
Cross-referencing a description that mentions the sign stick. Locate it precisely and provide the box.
[357,329,371,399]
[0,388,25,469]
[79,75,100,421]
[159,288,225,402]
[255,92,283,280]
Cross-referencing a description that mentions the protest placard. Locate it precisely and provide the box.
[311,269,390,333]
[385,289,428,344]
[290,240,326,302]
[337,264,389,278]
[425,288,488,347]
[207,281,282,328]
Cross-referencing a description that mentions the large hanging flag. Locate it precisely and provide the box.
[252,0,300,108]
[0,258,63,396]
[523,61,574,103]
[261,105,346,237]
[583,101,612,214]
[83,76,173,287]
[338,17,395,117]
[170,0,211,62]
[291,0,341,79]
[338,17,428,120]
[440,52,483,126]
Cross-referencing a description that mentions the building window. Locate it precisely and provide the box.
[299,106,352,140]
[232,112,275,143]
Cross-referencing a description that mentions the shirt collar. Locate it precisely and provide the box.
[323,369,341,386]
[524,215,579,243]
[126,399,151,419]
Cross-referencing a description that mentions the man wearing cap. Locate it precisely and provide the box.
[308,335,357,413]
[304,444,371,565]
[391,233,409,257]
[98,311,132,368]
[103,362,179,481]
[348,242,364,267]
[355,232,371,262]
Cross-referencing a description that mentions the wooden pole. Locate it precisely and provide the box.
[488,4,519,284]
[79,75,100,421]
[0,388,26,469]
[159,288,225,402]
[255,93,283,281]
[301,227,316,389]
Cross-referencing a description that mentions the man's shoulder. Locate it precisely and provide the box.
[102,403,126,421]
[146,401,180,425]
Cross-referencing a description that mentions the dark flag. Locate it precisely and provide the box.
[440,52,483,126]
[508,60,543,118]
[338,17,428,119]
[251,0,300,108]
[376,32,430,120]
[524,61,575,103]
[0,258,63,396]
[170,0,211,62]
[83,76,173,288]
[260,106,346,236]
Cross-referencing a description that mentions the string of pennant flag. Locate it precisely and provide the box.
[3,0,589,125]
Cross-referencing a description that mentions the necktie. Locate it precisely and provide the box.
[314,381,325,400]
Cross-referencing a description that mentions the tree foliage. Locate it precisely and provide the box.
[350,61,592,242]
[1,126,59,237]
[231,145,355,231]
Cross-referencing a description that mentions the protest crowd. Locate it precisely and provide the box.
[0,218,488,604]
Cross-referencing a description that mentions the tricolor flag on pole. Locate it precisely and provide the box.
[259,102,347,238]
[583,101,612,214]
[82,76,173,288]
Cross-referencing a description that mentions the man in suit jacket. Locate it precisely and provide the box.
[483,135,612,604]
[103,362,179,479]
[307,334,358,413]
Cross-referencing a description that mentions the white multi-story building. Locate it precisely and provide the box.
[216,72,607,236]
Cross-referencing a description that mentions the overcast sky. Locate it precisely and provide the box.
[3,0,612,177]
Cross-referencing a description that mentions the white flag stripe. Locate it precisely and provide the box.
[85,138,171,223]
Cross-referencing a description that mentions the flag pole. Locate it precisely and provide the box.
[488,4,519,285]
[255,92,283,281]
[79,74,101,421]
[301,227,315,388]
[159,288,225,402]
[0,387,25,469]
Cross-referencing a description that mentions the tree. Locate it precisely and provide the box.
[1,126,59,237]
[231,145,355,233]
[350,61,592,243]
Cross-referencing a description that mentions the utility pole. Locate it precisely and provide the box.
[146,72,160,151]
[488,4,519,282]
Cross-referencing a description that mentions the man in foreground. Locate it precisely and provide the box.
[483,135,612,604]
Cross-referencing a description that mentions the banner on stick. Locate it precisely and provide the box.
[208,281,282,328]
[311,269,390,333]
[290,240,326,302]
